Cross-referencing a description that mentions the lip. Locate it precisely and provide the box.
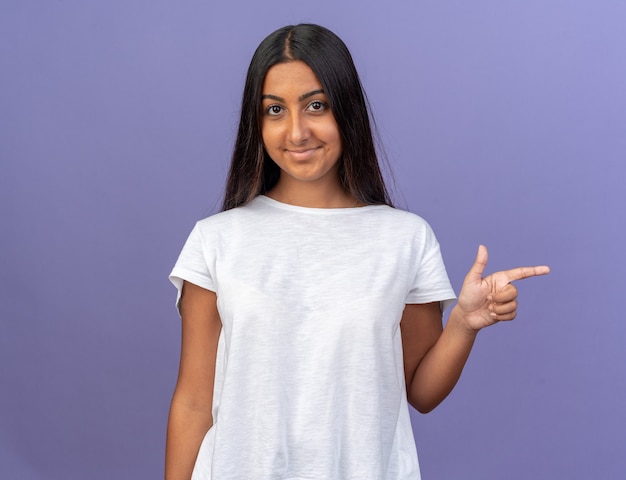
[286,147,319,160]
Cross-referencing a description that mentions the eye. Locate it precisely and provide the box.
[265,105,284,116]
[306,101,327,112]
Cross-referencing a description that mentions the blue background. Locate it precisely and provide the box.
[2,1,625,478]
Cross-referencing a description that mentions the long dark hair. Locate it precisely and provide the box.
[222,24,392,210]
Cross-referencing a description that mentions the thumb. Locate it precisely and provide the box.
[467,245,488,281]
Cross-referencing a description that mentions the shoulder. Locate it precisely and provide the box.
[369,205,434,232]
[195,197,264,229]
[364,206,445,258]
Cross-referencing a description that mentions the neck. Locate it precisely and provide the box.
[267,177,358,209]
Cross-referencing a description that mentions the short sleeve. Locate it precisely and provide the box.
[405,221,456,312]
[169,223,216,312]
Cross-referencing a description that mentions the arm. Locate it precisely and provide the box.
[401,302,476,413]
[165,281,222,480]
[402,245,550,414]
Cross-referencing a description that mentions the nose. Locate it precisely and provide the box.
[287,112,310,145]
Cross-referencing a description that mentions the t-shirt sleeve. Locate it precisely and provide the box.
[405,221,456,312]
[169,222,216,312]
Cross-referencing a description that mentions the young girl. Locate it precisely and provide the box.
[166,24,549,480]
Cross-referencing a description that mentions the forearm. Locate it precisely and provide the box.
[165,393,213,480]
[407,305,478,413]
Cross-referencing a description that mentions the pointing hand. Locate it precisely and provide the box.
[457,245,550,331]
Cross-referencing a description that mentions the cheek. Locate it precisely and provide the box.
[319,122,341,149]
[261,124,276,149]
[329,129,342,153]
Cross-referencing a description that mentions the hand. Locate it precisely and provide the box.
[456,245,550,332]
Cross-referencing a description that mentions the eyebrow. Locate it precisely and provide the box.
[261,89,325,102]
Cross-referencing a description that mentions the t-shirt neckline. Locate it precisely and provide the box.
[256,195,386,215]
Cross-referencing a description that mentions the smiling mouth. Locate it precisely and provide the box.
[286,147,319,160]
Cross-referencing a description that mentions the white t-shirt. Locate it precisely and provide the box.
[170,195,456,480]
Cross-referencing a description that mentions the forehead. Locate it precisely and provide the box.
[262,60,323,94]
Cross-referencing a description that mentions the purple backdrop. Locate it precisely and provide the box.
[2,1,625,479]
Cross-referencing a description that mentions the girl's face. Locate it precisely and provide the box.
[261,61,342,193]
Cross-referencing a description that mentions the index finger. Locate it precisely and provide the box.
[503,265,551,283]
